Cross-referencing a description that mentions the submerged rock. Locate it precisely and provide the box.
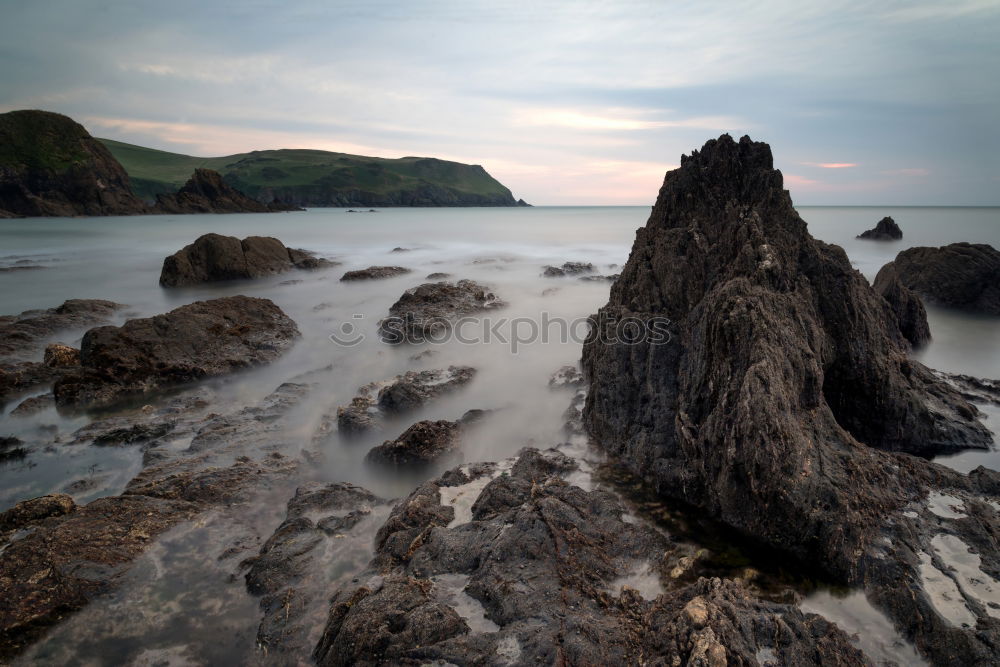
[581,134,998,663]
[339,266,411,281]
[313,449,866,666]
[159,233,333,287]
[153,168,302,214]
[873,261,932,347]
[53,296,299,408]
[335,366,477,436]
[542,261,595,277]
[887,242,1000,315]
[0,299,124,363]
[378,280,505,343]
[857,216,902,240]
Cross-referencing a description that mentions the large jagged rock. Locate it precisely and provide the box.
[887,243,1000,315]
[313,449,867,666]
[53,296,299,407]
[582,134,999,663]
[159,233,333,287]
[378,280,505,343]
[0,110,147,218]
[873,261,932,347]
[153,168,302,214]
[857,216,902,240]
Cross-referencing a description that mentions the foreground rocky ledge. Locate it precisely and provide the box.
[582,134,999,663]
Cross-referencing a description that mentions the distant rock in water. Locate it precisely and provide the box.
[873,262,932,347]
[159,233,334,287]
[542,261,595,277]
[887,242,1000,315]
[857,216,902,240]
[582,134,998,664]
[153,168,302,214]
[339,266,412,281]
[0,110,147,217]
[378,280,505,343]
[53,296,299,408]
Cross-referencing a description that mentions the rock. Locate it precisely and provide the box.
[365,410,491,467]
[313,449,867,666]
[378,280,505,343]
[42,343,79,368]
[159,233,333,287]
[873,261,931,347]
[339,266,411,281]
[425,272,451,280]
[91,422,175,446]
[390,247,411,253]
[245,482,385,655]
[888,242,1000,315]
[153,168,303,214]
[335,366,477,436]
[857,216,903,240]
[53,296,299,408]
[0,110,148,217]
[9,394,54,417]
[542,261,595,277]
[581,134,999,663]
[548,365,584,389]
[579,273,620,282]
[0,436,28,463]
[0,299,124,363]
[0,494,76,534]
[0,362,68,406]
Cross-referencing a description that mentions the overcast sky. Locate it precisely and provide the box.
[2,0,998,205]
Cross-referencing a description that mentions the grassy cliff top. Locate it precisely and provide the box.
[98,138,514,201]
[0,110,94,172]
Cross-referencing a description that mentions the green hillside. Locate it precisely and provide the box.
[98,139,525,207]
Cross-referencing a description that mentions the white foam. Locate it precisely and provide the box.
[927,491,967,519]
[755,647,779,666]
[608,561,664,600]
[931,533,1000,620]
[431,573,499,634]
[495,635,522,665]
[439,461,513,528]
[918,552,976,627]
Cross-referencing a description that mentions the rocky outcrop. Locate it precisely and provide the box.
[542,261,594,277]
[0,110,147,217]
[159,233,333,287]
[335,366,477,436]
[313,449,867,666]
[53,296,299,407]
[153,168,302,214]
[582,135,998,663]
[366,410,489,467]
[873,261,932,347]
[887,242,1000,315]
[857,216,902,240]
[339,266,411,281]
[378,280,505,343]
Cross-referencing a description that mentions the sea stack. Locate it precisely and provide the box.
[885,242,1000,315]
[582,135,999,663]
[857,215,902,240]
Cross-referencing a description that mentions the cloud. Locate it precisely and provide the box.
[801,162,858,169]
[784,174,819,186]
[513,108,743,133]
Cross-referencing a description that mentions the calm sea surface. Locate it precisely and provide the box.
[0,205,997,664]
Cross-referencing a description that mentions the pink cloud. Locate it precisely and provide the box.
[801,162,858,169]
[785,173,819,186]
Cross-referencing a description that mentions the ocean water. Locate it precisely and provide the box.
[0,204,998,663]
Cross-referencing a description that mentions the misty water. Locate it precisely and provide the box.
[1,205,998,664]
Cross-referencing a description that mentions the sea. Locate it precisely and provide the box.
[0,205,997,664]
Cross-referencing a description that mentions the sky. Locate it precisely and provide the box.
[1,0,999,205]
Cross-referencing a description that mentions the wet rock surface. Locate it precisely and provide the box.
[366,410,489,467]
[888,242,1000,315]
[858,215,903,240]
[340,265,412,281]
[153,168,303,215]
[0,299,123,363]
[873,261,932,347]
[53,296,299,408]
[378,280,505,342]
[313,448,867,666]
[542,261,595,277]
[582,134,999,664]
[335,366,477,436]
[159,233,333,287]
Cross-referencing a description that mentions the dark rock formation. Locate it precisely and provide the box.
[542,261,595,277]
[159,233,333,287]
[887,242,1000,315]
[857,216,902,240]
[578,273,620,283]
[548,365,584,389]
[873,261,932,347]
[425,272,451,280]
[366,411,488,466]
[0,110,147,217]
[53,296,299,407]
[340,266,411,281]
[313,449,867,666]
[335,366,477,436]
[0,299,123,362]
[0,494,76,534]
[378,280,505,343]
[153,168,302,214]
[244,482,386,655]
[0,437,27,463]
[582,134,999,663]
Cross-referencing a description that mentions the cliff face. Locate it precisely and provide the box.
[0,110,147,217]
[582,135,999,663]
[153,169,302,214]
